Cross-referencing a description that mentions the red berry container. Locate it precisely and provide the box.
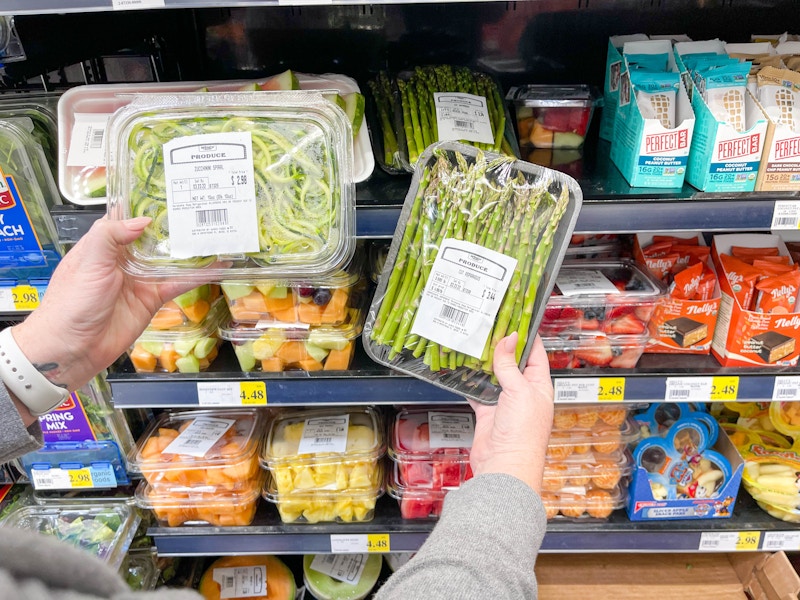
[544,333,650,370]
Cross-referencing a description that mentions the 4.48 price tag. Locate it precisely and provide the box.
[197,381,267,406]
[239,381,267,405]
[366,534,390,553]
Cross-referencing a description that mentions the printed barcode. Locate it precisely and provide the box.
[90,128,105,149]
[778,388,798,398]
[557,391,578,399]
[669,389,691,399]
[182,438,203,447]
[454,120,474,129]
[572,282,597,288]
[224,576,234,589]
[443,433,460,439]
[36,477,53,487]
[315,437,332,444]
[703,540,720,547]
[775,216,798,227]
[440,304,468,325]
[196,208,228,226]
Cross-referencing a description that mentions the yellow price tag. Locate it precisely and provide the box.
[239,381,267,405]
[68,468,93,488]
[711,376,739,401]
[735,531,761,551]
[598,377,625,402]
[12,285,40,310]
[366,534,390,553]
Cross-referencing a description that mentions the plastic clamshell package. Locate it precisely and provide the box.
[105,91,356,281]
[148,284,221,331]
[540,259,666,338]
[261,407,385,495]
[127,298,229,373]
[220,245,366,326]
[544,333,650,370]
[1,501,140,569]
[506,85,600,149]
[368,241,389,284]
[20,441,130,488]
[386,461,449,519]
[552,404,631,430]
[364,142,581,404]
[262,467,384,524]
[542,449,633,492]
[546,417,640,460]
[134,475,263,527]
[0,94,59,176]
[219,301,365,373]
[541,480,628,521]
[128,409,265,494]
[120,548,160,592]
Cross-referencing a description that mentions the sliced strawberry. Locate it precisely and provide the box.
[605,313,646,335]
[610,347,642,368]
[548,350,572,369]
[635,304,654,322]
[579,317,601,331]
[560,306,579,320]
[606,305,635,320]
[543,307,563,321]
[574,337,613,366]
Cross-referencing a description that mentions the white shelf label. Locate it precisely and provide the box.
[554,378,600,403]
[664,377,713,402]
[163,417,235,457]
[330,534,390,553]
[30,464,117,490]
[298,415,350,454]
[433,92,494,145]
[112,0,166,9]
[773,376,800,401]
[699,531,760,551]
[212,566,267,599]
[771,201,800,230]
[762,531,800,551]
[309,554,368,585]
[428,411,474,449]
[66,114,110,167]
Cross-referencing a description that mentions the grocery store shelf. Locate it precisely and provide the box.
[150,493,800,556]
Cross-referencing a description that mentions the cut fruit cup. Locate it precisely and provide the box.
[219,293,367,373]
[220,245,366,326]
[134,473,265,527]
[541,480,628,520]
[148,284,221,331]
[260,407,385,496]
[386,461,449,519]
[127,298,230,373]
[542,449,634,492]
[127,409,266,494]
[546,417,641,461]
[544,333,650,370]
[552,404,631,430]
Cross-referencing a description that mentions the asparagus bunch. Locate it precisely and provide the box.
[368,72,402,170]
[371,66,513,171]
[370,147,570,381]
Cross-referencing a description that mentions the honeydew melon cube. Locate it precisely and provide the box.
[233,343,256,371]
[173,339,197,357]
[221,283,254,300]
[140,341,164,356]
[305,343,330,363]
[176,354,200,373]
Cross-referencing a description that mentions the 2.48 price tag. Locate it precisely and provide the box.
[710,376,739,401]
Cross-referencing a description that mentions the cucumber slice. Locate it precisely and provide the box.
[176,355,201,373]
[193,337,217,360]
[305,342,330,363]
[343,92,366,137]
[234,343,257,371]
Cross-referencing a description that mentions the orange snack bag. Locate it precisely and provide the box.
[755,270,800,314]
[652,235,700,245]
[752,260,797,278]
[731,246,780,260]
[696,267,717,301]
[670,261,704,300]
[720,254,763,310]
[643,241,677,257]
[672,245,711,268]
[752,255,791,265]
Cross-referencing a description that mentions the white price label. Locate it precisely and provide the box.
[298,415,350,454]
[771,201,800,230]
[30,467,72,490]
[66,114,110,167]
[331,535,369,554]
[433,92,495,145]
[428,411,474,449]
[554,378,601,403]
[0,288,14,311]
[763,531,800,551]
[197,382,241,406]
[309,554,368,585]
[556,270,620,296]
[773,376,800,401]
[163,131,259,259]
[664,377,713,402]
[162,417,235,457]
[410,238,517,359]
[212,566,267,599]
[112,0,165,9]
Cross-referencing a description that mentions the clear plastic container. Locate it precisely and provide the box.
[386,461,450,520]
[262,468,383,524]
[506,85,600,149]
[128,409,265,494]
[120,548,160,591]
[0,118,63,281]
[541,480,627,520]
[0,94,59,176]
[389,407,474,489]
[303,553,382,600]
[1,501,140,569]
[542,449,633,492]
[261,407,384,496]
[106,92,355,281]
[540,260,665,338]
[368,241,389,284]
[148,284,221,331]
[127,298,229,373]
[221,247,366,326]
[134,476,263,527]
[552,404,631,430]
[564,242,621,261]
[546,417,640,460]
[220,301,366,373]
[544,334,650,370]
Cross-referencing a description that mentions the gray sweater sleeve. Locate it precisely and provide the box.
[0,383,42,464]
[374,473,547,600]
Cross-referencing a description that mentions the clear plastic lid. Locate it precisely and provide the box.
[389,407,474,463]
[106,92,356,281]
[303,554,382,600]
[386,461,457,519]
[542,449,633,492]
[0,99,58,175]
[546,417,640,460]
[20,441,129,488]
[1,501,140,569]
[368,241,389,284]
[128,409,265,474]
[548,259,665,305]
[541,480,627,520]
[506,85,600,108]
[120,548,160,592]
[32,487,136,506]
[543,334,650,369]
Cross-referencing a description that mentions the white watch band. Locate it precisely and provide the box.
[0,327,70,416]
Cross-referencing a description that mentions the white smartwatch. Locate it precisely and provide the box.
[0,327,70,416]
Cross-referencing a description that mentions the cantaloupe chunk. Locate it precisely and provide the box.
[182,299,211,324]
[140,437,163,459]
[530,120,554,147]
[230,302,264,322]
[150,303,185,330]
[517,116,537,139]
[159,347,180,373]
[297,302,324,323]
[265,294,295,314]
[271,307,299,322]
[323,342,354,371]
[130,344,157,372]
[241,291,269,313]
[297,358,324,371]
[320,289,348,324]
[157,428,180,440]
[276,341,309,364]
[261,357,285,372]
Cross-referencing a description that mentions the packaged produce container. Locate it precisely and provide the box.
[546,417,640,460]
[386,461,450,519]
[564,242,621,261]
[221,297,365,373]
[506,85,600,149]
[261,407,384,495]
[368,241,389,284]
[303,554,382,600]
[221,246,366,326]
[106,92,355,281]
[540,259,666,338]
[389,407,474,489]
[364,141,580,404]
[148,284,221,330]
[128,409,265,494]
[1,501,140,569]
[120,548,160,592]
[541,480,628,520]
[0,93,59,176]
[552,404,631,430]
[127,298,229,373]
[262,468,383,524]
[134,475,263,527]
[542,449,633,492]
[544,333,650,370]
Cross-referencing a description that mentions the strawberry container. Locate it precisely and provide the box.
[540,259,666,338]
[542,449,634,492]
[544,333,650,370]
[546,417,640,461]
[541,480,628,520]
[386,461,450,519]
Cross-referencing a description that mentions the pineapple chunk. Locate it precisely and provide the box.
[334,497,354,522]
[352,502,370,522]
[293,467,317,490]
[273,468,294,493]
[346,425,374,453]
[313,464,337,489]
[348,462,373,489]
[336,465,349,490]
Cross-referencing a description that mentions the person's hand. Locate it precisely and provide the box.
[12,216,199,394]
[468,332,554,493]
